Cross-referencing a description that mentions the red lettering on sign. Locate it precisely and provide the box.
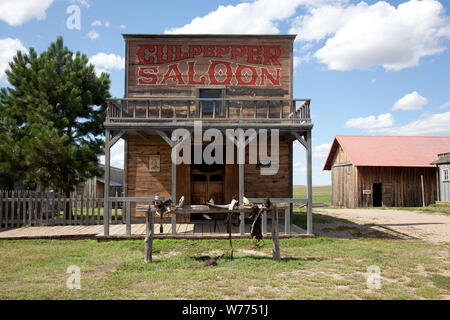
[189,45,202,59]
[138,67,159,85]
[260,67,280,86]
[208,60,232,85]
[138,45,155,64]
[174,45,188,61]
[247,46,262,64]
[216,45,229,58]
[263,46,281,65]
[187,61,206,85]
[231,45,246,60]
[203,45,215,57]
[236,64,258,86]
[156,45,173,64]
[161,64,185,85]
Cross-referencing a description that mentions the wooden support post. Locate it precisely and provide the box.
[272,207,280,260]
[104,129,111,236]
[306,130,313,235]
[172,153,177,236]
[239,163,245,236]
[227,213,233,260]
[126,201,131,236]
[421,175,425,207]
[284,206,290,235]
[0,193,3,229]
[144,207,153,263]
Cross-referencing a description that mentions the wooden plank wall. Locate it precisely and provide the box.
[330,145,358,207]
[357,166,438,207]
[244,141,291,199]
[126,139,171,218]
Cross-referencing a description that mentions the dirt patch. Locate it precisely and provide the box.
[315,208,450,244]
[237,249,271,257]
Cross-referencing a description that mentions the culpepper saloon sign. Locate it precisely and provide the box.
[133,43,285,87]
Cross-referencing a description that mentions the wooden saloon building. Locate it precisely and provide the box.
[103,34,313,236]
[324,135,450,208]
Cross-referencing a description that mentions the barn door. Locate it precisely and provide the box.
[382,183,393,207]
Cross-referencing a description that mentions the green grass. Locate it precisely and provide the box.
[294,185,331,204]
[48,208,124,222]
[0,237,448,300]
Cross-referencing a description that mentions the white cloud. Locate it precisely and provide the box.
[0,38,27,80]
[345,113,394,130]
[377,111,450,135]
[119,25,127,29]
[293,161,302,167]
[70,0,90,8]
[91,20,102,27]
[346,110,450,135]
[92,20,111,28]
[100,139,124,169]
[87,29,99,40]
[89,52,125,75]
[0,0,54,26]
[392,91,428,111]
[313,143,332,158]
[291,0,450,71]
[439,101,450,109]
[164,0,336,34]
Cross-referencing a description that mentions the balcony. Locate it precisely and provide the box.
[105,98,311,129]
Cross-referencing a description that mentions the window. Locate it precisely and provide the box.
[443,168,450,182]
[199,89,222,117]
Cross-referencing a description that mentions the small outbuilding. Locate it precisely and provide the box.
[76,164,124,198]
[323,135,450,208]
[431,152,450,204]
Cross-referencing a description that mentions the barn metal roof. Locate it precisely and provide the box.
[323,135,450,170]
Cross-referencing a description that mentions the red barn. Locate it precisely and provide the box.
[323,135,450,208]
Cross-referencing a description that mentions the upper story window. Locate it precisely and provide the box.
[199,89,222,117]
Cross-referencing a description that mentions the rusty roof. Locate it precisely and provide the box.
[323,135,450,170]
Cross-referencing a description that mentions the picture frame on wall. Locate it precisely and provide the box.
[149,155,160,172]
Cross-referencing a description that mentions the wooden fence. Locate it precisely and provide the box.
[0,191,124,228]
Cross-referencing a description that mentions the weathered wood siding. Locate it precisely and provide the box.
[356,166,437,207]
[330,145,357,207]
[244,141,291,199]
[329,144,438,208]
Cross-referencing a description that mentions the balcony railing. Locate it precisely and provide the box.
[106,98,311,125]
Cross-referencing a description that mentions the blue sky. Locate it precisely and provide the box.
[1,0,450,185]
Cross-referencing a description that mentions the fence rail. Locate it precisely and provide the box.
[0,191,124,228]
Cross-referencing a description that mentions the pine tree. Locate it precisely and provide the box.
[0,37,111,205]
